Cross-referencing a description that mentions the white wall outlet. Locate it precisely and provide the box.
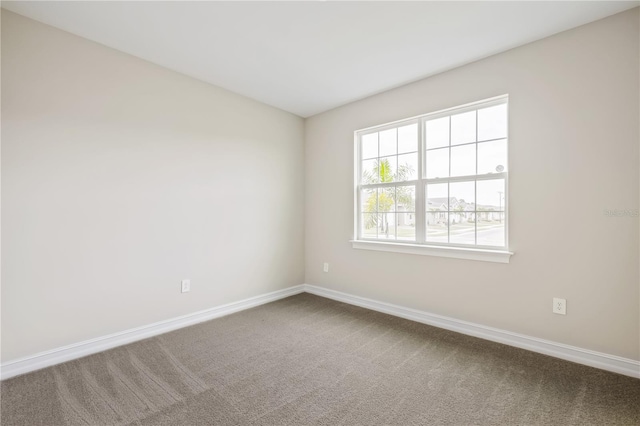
[323,262,329,273]
[181,279,191,293]
[553,297,566,315]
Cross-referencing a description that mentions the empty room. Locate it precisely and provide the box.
[1,1,639,425]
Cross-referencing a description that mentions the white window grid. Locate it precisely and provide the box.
[355,95,509,250]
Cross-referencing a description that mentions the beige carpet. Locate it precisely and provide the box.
[1,293,639,425]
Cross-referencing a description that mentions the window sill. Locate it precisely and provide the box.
[350,240,513,263]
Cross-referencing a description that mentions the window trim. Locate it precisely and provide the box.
[352,95,513,262]
[350,240,513,263]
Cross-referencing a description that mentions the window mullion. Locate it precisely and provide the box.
[447,115,452,244]
[416,120,425,244]
[475,110,478,246]
[355,133,361,240]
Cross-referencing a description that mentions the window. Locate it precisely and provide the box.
[354,96,511,262]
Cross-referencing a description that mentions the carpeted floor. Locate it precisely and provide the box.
[1,293,639,425]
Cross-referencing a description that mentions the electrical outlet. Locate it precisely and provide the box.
[323,262,329,273]
[552,297,566,315]
[181,279,191,293]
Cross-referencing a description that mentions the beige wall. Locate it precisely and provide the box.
[305,9,640,360]
[1,11,305,362]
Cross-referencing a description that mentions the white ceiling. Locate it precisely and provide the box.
[3,1,638,117]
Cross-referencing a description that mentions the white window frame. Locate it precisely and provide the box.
[352,95,513,263]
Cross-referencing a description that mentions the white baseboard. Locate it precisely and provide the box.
[303,284,640,379]
[3,283,638,381]
[0,285,305,381]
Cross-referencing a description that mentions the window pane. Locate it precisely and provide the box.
[477,179,505,211]
[450,218,475,245]
[361,159,379,184]
[426,117,449,149]
[450,181,475,209]
[397,153,418,181]
[379,128,397,157]
[396,186,416,242]
[397,212,416,241]
[426,212,448,243]
[373,186,407,241]
[477,139,507,175]
[360,188,377,213]
[450,144,476,177]
[451,111,476,145]
[426,183,448,211]
[378,187,396,213]
[426,148,449,179]
[378,156,397,183]
[449,181,475,245]
[362,133,378,159]
[477,215,505,247]
[361,213,379,239]
[378,212,396,240]
[478,103,507,141]
[398,124,418,153]
[395,185,415,212]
